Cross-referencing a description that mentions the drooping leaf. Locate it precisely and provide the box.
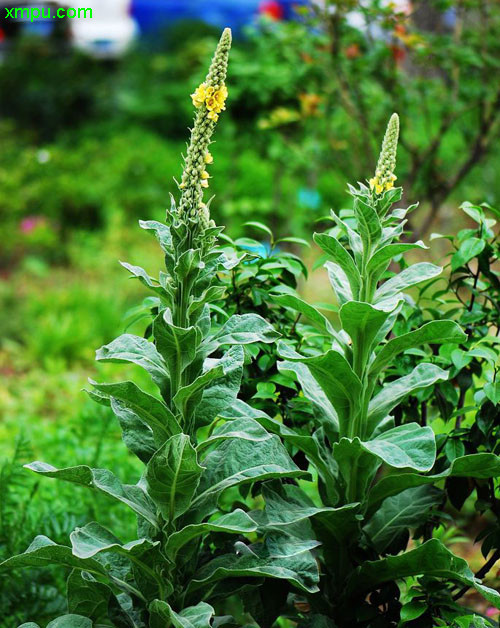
[369,321,466,377]
[361,423,436,472]
[314,233,361,298]
[366,453,500,516]
[110,398,157,463]
[139,219,172,251]
[165,509,258,560]
[145,433,203,522]
[363,485,443,552]
[120,261,163,294]
[25,462,158,528]
[96,334,169,394]
[150,600,215,628]
[367,364,448,434]
[209,313,280,349]
[345,539,500,608]
[67,570,112,620]
[0,535,106,576]
[70,522,158,560]
[90,379,181,445]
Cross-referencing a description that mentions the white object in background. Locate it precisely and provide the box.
[68,0,138,59]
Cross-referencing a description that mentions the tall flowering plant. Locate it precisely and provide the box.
[1,30,322,627]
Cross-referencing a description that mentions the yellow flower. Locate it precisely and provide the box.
[375,184,384,195]
[204,152,213,164]
[201,179,209,188]
[207,111,219,121]
[201,171,210,180]
[205,86,215,98]
[191,83,207,108]
[369,177,378,190]
[214,87,228,106]
[385,181,394,191]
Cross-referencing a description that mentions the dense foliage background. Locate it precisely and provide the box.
[1,1,500,626]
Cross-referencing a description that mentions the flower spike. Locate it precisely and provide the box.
[369,113,399,195]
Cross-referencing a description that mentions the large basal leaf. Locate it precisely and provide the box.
[369,320,465,377]
[67,570,112,620]
[366,453,500,516]
[363,485,443,552]
[189,541,319,595]
[208,313,280,349]
[149,601,215,628]
[165,509,258,560]
[145,433,203,522]
[278,341,361,437]
[90,379,181,445]
[96,334,169,395]
[70,522,158,560]
[0,535,106,576]
[367,364,448,434]
[191,428,306,521]
[313,233,361,298]
[374,263,442,306]
[25,462,159,528]
[175,345,243,422]
[361,423,436,472]
[345,538,500,608]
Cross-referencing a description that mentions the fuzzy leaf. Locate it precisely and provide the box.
[345,538,500,607]
[272,293,335,337]
[96,334,169,393]
[146,434,203,522]
[369,321,466,377]
[368,364,448,433]
[46,617,93,628]
[210,313,280,348]
[339,301,390,357]
[366,241,427,276]
[25,462,158,528]
[314,233,361,298]
[139,219,172,251]
[353,198,382,251]
[149,601,215,628]
[325,261,353,305]
[67,570,112,620]
[363,485,443,552]
[374,263,442,306]
[70,522,157,559]
[165,509,258,560]
[110,398,157,463]
[90,379,181,445]
[153,313,199,375]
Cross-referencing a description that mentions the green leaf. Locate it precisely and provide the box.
[139,219,172,251]
[70,522,157,560]
[25,462,159,528]
[150,601,215,628]
[145,433,203,521]
[363,485,442,552]
[451,237,486,271]
[345,538,500,608]
[96,334,169,394]
[272,293,335,337]
[278,342,361,437]
[276,236,311,247]
[210,313,280,348]
[192,427,305,521]
[361,423,436,472]
[353,197,382,252]
[120,261,163,294]
[243,221,274,238]
[369,321,466,377]
[0,535,106,576]
[67,570,112,620]
[190,542,319,595]
[165,509,258,560]
[325,261,353,305]
[174,346,243,420]
[374,263,442,307]
[366,453,500,515]
[339,301,390,358]
[110,398,157,463]
[366,241,427,276]
[90,379,181,445]
[199,416,279,451]
[153,312,199,376]
[368,364,448,434]
[400,600,427,623]
[314,233,361,298]
[46,617,93,628]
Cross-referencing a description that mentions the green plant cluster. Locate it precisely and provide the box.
[2,26,500,628]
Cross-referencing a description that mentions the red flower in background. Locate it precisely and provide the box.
[259,1,284,20]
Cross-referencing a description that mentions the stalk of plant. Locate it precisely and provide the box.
[0,30,322,628]
[238,114,500,626]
